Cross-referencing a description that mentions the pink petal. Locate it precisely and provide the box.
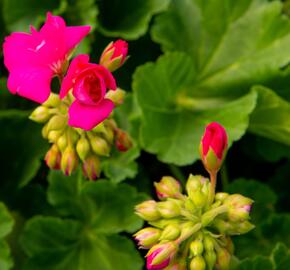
[7,67,53,103]
[65,26,91,52]
[93,64,117,90]
[68,99,114,130]
[60,54,90,98]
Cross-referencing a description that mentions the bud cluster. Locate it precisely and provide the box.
[30,90,132,180]
[135,175,254,270]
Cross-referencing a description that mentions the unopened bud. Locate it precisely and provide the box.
[47,129,63,143]
[76,136,90,161]
[232,220,255,235]
[192,190,207,208]
[106,88,126,106]
[115,129,133,152]
[45,144,61,170]
[29,106,50,123]
[154,176,182,200]
[190,239,204,256]
[61,145,79,176]
[213,219,232,234]
[47,115,66,131]
[157,200,181,219]
[42,124,49,138]
[100,40,128,72]
[135,200,161,221]
[160,224,181,241]
[199,122,228,174]
[190,256,206,270]
[179,222,201,241]
[82,155,101,180]
[215,192,229,202]
[90,135,110,156]
[43,92,61,107]
[186,175,209,201]
[57,134,68,152]
[204,235,215,251]
[146,242,177,270]
[134,227,161,249]
[204,251,217,270]
[216,248,231,270]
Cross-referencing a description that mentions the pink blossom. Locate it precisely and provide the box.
[60,54,117,130]
[3,12,91,103]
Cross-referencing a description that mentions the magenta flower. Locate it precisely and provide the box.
[3,12,91,103]
[60,54,117,130]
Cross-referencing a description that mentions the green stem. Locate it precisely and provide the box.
[168,164,186,186]
[208,172,217,207]
[220,164,229,188]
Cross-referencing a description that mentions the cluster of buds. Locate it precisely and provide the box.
[30,90,132,180]
[134,123,255,270]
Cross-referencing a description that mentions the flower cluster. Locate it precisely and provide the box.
[3,12,131,179]
[134,123,254,270]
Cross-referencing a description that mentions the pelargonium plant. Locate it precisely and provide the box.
[135,123,254,270]
[3,12,132,180]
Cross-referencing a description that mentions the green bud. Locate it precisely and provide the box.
[204,251,217,270]
[89,135,111,157]
[184,198,196,213]
[104,126,114,144]
[92,122,107,134]
[42,124,49,138]
[192,190,207,208]
[47,115,66,131]
[203,235,215,251]
[148,218,180,230]
[190,239,204,256]
[76,136,90,161]
[154,176,182,200]
[160,224,181,241]
[134,227,161,249]
[67,128,79,145]
[186,175,209,201]
[216,248,231,270]
[213,219,232,234]
[215,192,229,202]
[232,220,255,235]
[179,222,202,242]
[201,205,228,227]
[61,145,79,176]
[29,106,50,123]
[190,256,206,270]
[57,134,68,152]
[106,88,126,106]
[82,155,101,180]
[135,200,161,221]
[47,129,63,143]
[42,92,61,107]
[157,200,181,219]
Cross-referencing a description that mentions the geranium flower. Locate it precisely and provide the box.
[3,12,91,103]
[60,54,117,130]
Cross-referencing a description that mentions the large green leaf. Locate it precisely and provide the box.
[151,0,290,98]
[133,52,257,165]
[96,0,170,39]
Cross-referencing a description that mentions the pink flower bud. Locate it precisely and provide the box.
[45,144,61,170]
[60,145,79,176]
[199,122,228,174]
[146,242,177,270]
[82,155,101,180]
[154,176,182,200]
[134,227,161,249]
[100,40,128,72]
[115,129,133,152]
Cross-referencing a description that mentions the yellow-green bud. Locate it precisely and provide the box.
[179,222,201,242]
[45,144,61,170]
[106,88,126,106]
[47,115,66,131]
[29,106,50,123]
[47,129,63,143]
[57,134,68,152]
[232,220,255,235]
[192,190,207,208]
[82,155,101,180]
[215,192,229,202]
[61,145,79,176]
[190,256,206,270]
[190,239,204,256]
[204,251,217,270]
[90,135,110,157]
[42,124,49,138]
[204,235,215,251]
[160,224,181,241]
[43,93,61,107]
[76,136,90,161]
[216,248,231,270]
[157,200,181,219]
[134,227,161,249]
[154,176,182,200]
[186,175,209,201]
[135,200,161,221]
[92,122,106,134]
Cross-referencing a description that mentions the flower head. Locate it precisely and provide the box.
[60,54,116,130]
[3,12,90,103]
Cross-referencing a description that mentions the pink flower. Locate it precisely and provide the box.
[199,122,228,174]
[60,54,117,130]
[3,12,91,103]
[100,39,128,72]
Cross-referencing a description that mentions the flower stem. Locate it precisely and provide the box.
[208,172,217,207]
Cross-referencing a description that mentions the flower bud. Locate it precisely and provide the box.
[47,115,66,131]
[29,106,50,123]
[203,235,215,251]
[106,88,126,106]
[154,176,182,200]
[89,135,111,157]
[115,129,133,152]
[192,190,207,209]
[190,256,206,270]
[224,194,253,222]
[47,129,63,143]
[134,227,161,249]
[57,134,68,152]
[45,144,61,170]
[82,155,101,180]
[199,122,228,174]
[186,175,209,201]
[146,242,177,270]
[160,224,181,241]
[135,200,161,221]
[213,219,232,234]
[76,136,90,161]
[61,145,79,176]
[100,40,128,72]
[42,92,61,107]
[164,260,186,270]
[190,239,204,256]
[157,200,181,219]
[179,222,202,241]
[215,192,229,202]
[204,251,217,270]
[232,220,255,235]
[216,248,231,270]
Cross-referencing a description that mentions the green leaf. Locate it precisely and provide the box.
[238,256,273,270]
[271,243,290,270]
[133,52,257,165]
[0,111,48,190]
[2,0,62,32]
[151,0,290,98]
[21,217,143,270]
[226,179,277,224]
[96,0,170,39]
[249,86,290,147]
